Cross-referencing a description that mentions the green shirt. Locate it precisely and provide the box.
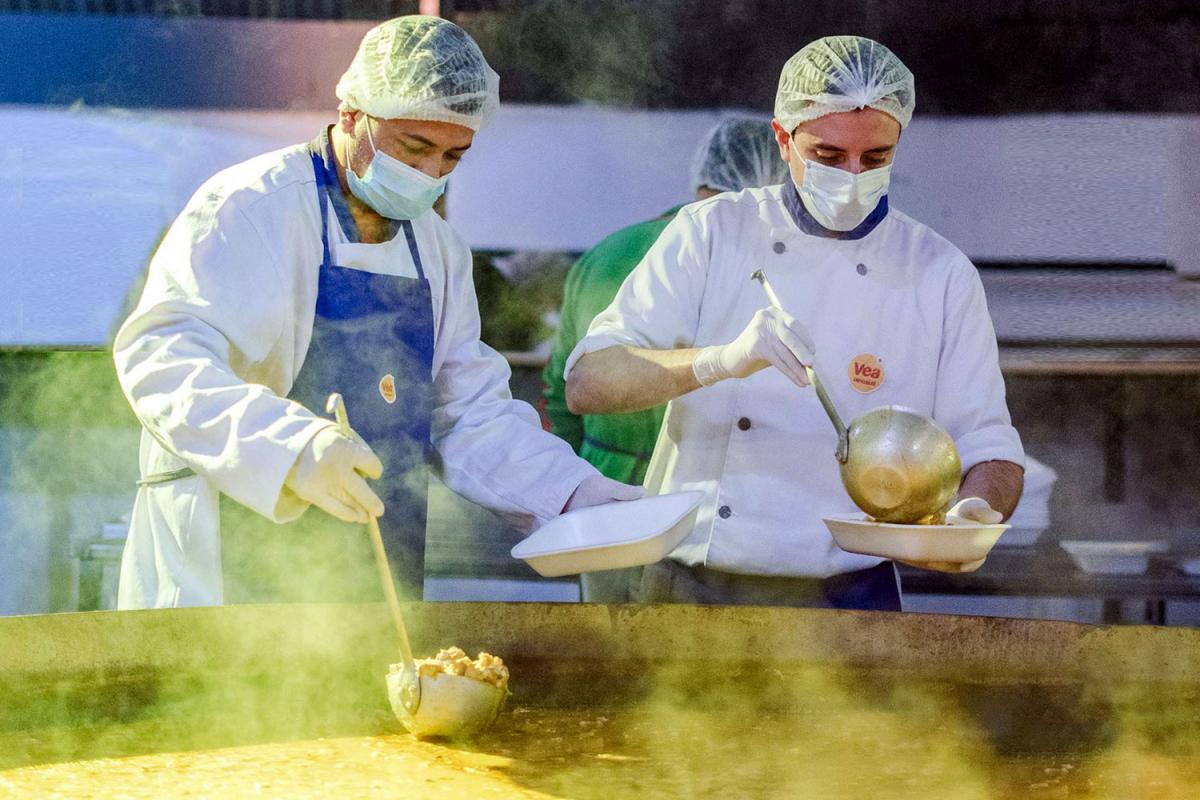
[542,207,683,484]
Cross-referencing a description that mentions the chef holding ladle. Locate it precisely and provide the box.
[564,35,1024,609]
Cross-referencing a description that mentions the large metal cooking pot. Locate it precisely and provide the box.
[5,604,1200,794]
[753,270,961,523]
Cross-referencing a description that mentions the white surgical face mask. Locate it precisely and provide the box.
[790,139,891,232]
[346,117,448,220]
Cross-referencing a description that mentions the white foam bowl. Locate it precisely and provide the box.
[823,514,1009,564]
[1060,540,1168,575]
[512,490,704,577]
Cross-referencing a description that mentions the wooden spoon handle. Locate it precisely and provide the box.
[367,513,416,667]
[325,393,418,669]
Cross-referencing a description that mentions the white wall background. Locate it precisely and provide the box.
[0,105,1195,347]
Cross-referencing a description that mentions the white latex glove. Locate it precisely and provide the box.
[563,474,645,513]
[692,306,815,389]
[284,427,385,524]
[947,497,1004,525]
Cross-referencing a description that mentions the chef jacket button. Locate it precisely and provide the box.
[718,505,732,519]
[737,417,751,431]
[856,263,868,275]
[773,241,786,254]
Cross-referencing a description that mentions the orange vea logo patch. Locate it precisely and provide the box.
[848,354,884,393]
[379,374,397,404]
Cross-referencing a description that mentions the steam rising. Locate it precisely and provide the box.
[0,351,141,613]
[4,604,1199,795]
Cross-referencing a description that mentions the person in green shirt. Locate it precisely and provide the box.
[542,116,789,601]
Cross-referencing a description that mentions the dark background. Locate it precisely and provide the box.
[2,0,1198,113]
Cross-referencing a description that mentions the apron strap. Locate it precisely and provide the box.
[400,219,426,280]
[309,150,334,269]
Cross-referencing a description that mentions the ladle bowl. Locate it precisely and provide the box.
[840,405,961,524]
[326,393,506,739]
[387,671,508,739]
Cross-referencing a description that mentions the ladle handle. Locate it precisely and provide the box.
[326,393,417,670]
[750,270,850,463]
[368,517,417,667]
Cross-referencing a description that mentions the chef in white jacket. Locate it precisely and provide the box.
[565,36,1025,610]
[113,16,639,609]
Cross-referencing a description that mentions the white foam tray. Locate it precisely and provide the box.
[512,491,704,578]
[1060,540,1168,575]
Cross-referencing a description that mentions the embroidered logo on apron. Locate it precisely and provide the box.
[848,354,884,393]
[379,374,397,404]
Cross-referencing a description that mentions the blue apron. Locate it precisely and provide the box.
[219,141,436,604]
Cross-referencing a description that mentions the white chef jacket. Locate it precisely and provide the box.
[114,141,597,609]
[566,185,1024,578]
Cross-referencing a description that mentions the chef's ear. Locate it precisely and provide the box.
[770,119,792,161]
[337,107,362,135]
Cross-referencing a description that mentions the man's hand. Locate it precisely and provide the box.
[563,474,645,513]
[285,427,385,524]
[897,557,987,574]
[692,306,815,389]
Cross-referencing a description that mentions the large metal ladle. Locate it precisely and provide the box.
[325,393,506,738]
[750,271,962,524]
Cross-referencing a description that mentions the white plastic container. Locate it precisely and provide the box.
[511,491,704,578]
[823,514,1009,564]
[1060,540,1168,575]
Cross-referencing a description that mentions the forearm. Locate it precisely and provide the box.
[566,345,701,414]
[959,460,1025,521]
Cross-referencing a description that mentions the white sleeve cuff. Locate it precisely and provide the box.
[256,418,337,523]
[563,333,630,381]
[691,345,727,387]
[955,425,1026,473]
[532,459,602,528]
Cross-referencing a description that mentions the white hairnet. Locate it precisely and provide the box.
[774,35,915,132]
[336,16,500,131]
[690,117,789,193]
